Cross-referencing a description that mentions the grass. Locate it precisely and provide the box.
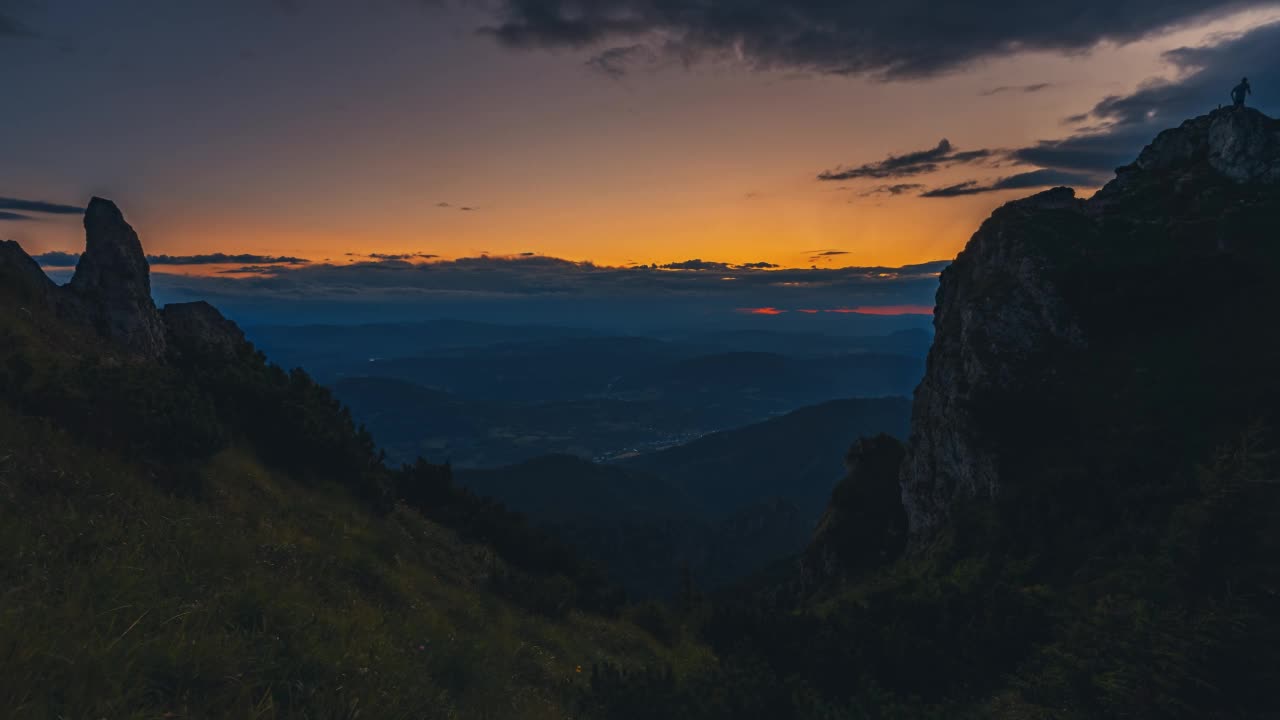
[0,411,711,719]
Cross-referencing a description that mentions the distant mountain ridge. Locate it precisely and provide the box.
[621,396,910,519]
[454,397,911,596]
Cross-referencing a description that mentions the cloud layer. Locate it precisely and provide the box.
[819,140,993,181]
[34,251,312,267]
[0,196,84,222]
[921,169,1106,197]
[827,19,1280,200]
[478,0,1252,79]
[126,253,948,329]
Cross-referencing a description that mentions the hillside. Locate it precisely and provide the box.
[453,398,910,597]
[330,375,714,467]
[0,200,706,718]
[583,107,1280,718]
[621,397,911,518]
[610,351,922,404]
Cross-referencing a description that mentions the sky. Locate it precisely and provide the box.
[4,0,1280,327]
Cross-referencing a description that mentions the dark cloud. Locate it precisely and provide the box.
[35,250,312,267]
[218,265,292,275]
[861,183,926,197]
[980,83,1053,96]
[737,261,779,269]
[476,0,1248,79]
[921,168,1106,197]
[0,197,83,215]
[147,253,312,266]
[585,43,657,78]
[138,256,947,332]
[808,250,851,263]
[819,140,994,181]
[1007,137,1138,175]
[32,251,81,266]
[1009,20,1280,178]
[0,211,31,221]
[145,253,949,330]
[1085,22,1280,128]
[362,252,440,261]
[658,259,734,271]
[817,21,1280,201]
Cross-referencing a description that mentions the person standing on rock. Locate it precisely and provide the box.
[1231,77,1252,107]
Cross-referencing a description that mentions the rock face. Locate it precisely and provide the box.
[0,240,59,309]
[162,301,249,360]
[66,197,167,359]
[3,197,254,363]
[1093,107,1280,210]
[1209,108,1280,182]
[900,189,1089,536]
[900,106,1280,538]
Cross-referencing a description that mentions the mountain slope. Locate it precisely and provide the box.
[0,199,704,719]
[622,397,910,519]
[451,398,910,597]
[582,107,1280,719]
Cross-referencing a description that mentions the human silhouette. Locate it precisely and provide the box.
[1231,77,1252,107]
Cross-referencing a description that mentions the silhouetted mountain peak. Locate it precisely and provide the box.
[66,196,167,358]
[1,198,262,363]
[1134,106,1279,182]
[1091,106,1280,213]
[901,107,1280,537]
[0,239,58,307]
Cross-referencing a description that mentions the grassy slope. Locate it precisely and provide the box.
[0,300,709,719]
[0,410,711,719]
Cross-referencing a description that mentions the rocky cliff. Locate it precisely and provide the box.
[63,197,168,359]
[901,106,1280,538]
[2,197,248,363]
[0,239,59,308]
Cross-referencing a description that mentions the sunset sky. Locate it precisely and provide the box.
[3,1,1280,324]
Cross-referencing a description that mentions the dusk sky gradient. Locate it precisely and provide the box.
[4,1,1280,281]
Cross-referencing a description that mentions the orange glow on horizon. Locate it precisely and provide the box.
[738,305,934,316]
[12,9,1278,279]
[833,305,934,316]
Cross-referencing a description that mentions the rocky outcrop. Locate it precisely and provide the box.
[162,301,249,360]
[900,189,1089,536]
[0,240,59,309]
[3,198,257,365]
[64,197,167,359]
[1093,107,1280,211]
[900,106,1280,538]
[1208,108,1280,182]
